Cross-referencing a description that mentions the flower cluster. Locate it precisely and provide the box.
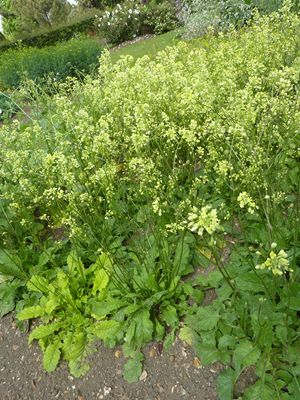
[256,249,293,276]
[186,206,220,236]
[237,192,258,214]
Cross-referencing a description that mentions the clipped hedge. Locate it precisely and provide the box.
[0,15,97,54]
[0,38,102,89]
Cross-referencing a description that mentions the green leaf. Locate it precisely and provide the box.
[243,380,278,400]
[191,288,204,304]
[174,237,192,276]
[235,272,265,293]
[17,305,44,320]
[0,249,24,279]
[257,323,273,349]
[65,331,88,365]
[92,269,109,295]
[43,340,62,372]
[217,368,235,400]
[91,298,126,319]
[194,270,223,287]
[179,326,194,346]
[38,250,53,267]
[134,309,153,348]
[289,297,300,311]
[164,328,176,351]
[0,282,18,317]
[233,341,261,373]
[188,305,220,332]
[161,304,178,328]
[27,275,50,293]
[154,318,165,341]
[67,251,85,282]
[123,351,144,383]
[29,322,63,344]
[0,273,12,284]
[69,360,90,378]
[125,319,136,345]
[45,294,60,314]
[90,320,121,340]
[94,253,113,271]
[218,334,236,350]
[194,342,221,365]
[288,378,300,397]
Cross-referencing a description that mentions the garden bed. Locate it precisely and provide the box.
[0,314,220,400]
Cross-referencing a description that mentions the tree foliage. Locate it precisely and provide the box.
[76,0,103,8]
[0,0,72,37]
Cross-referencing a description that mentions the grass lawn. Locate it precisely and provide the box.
[109,29,182,63]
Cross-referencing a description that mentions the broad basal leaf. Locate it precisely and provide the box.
[0,249,24,279]
[164,328,176,351]
[17,305,44,320]
[174,238,193,276]
[45,294,60,314]
[69,359,90,378]
[90,320,121,340]
[94,253,113,272]
[233,340,261,373]
[188,305,220,332]
[92,269,109,295]
[194,342,222,365]
[161,304,178,328]
[123,351,144,383]
[243,380,278,400]
[217,368,235,400]
[218,334,236,350]
[27,275,50,293]
[179,326,194,346]
[91,298,126,319]
[134,309,153,348]
[289,297,300,311]
[67,251,85,282]
[29,322,64,344]
[235,272,265,293]
[0,282,18,317]
[43,340,62,372]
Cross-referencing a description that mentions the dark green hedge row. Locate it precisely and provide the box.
[0,15,96,54]
[0,38,102,89]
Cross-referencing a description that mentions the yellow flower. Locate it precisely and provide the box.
[256,250,293,276]
[187,205,220,236]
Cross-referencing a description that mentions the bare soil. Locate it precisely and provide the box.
[0,314,221,400]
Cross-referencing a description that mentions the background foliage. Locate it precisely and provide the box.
[0,37,102,88]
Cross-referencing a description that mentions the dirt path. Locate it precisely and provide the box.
[0,314,221,400]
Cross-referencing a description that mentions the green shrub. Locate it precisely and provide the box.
[142,0,179,35]
[182,0,300,38]
[0,14,97,54]
[251,0,284,13]
[182,0,252,38]
[0,38,102,89]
